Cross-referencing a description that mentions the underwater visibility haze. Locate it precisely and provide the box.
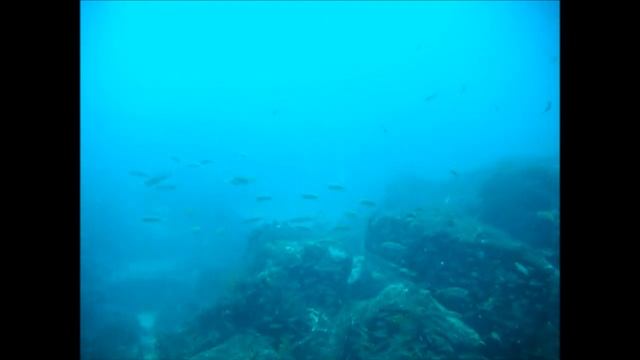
[81,1,560,359]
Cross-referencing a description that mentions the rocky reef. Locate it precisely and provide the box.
[156,200,559,360]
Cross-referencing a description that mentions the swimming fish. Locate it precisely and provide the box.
[450,169,459,177]
[230,176,252,185]
[256,196,272,202]
[327,184,345,191]
[243,217,263,224]
[344,211,358,219]
[186,163,200,168]
[515,262,529,276]
[170,156,181,163]
[544,101,552,113]
[144,174,171,187]
[301,193,319,200]
[289,216,313,223]
[424,92,438,102]
[360,200,376,207]
[141,217,162,223]
[199,160,213,165]
[129,171,150,178]
[333,225,351,232]
[156,185,176,191]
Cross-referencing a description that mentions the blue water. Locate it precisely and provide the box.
[81,1,559,359]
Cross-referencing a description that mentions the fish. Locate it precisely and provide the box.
[192,226,201,232]
[450,169,459,177]
[344,211,358,219]
[333,225,351,232]
[327,184,345,191]
[186,163,200,168]
[272,109,279,116]
[301,193,319,200]
[289,216,313,223]
[199,160,213,165]
[156,185,176,191]
[424,92,438,102]
[141,217,162,223]
[544,101,552,113]
[243,217,263,224]
[536,209,559,224]
[256,195,272,202]
[460,84,467,94]
[380,241,407,252]
[144,174,171,187]
[129,170,150,178]
[170,156,181,163]
[360,200,376,207]
[515,262,529,276]
[230,176,252,185]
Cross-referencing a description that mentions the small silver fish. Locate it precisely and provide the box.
[289,216,313,223]
[144,174,171,187]
[243,217,263,224]
[142,217,162,223]
[230,176,252,185]
[301,193,318,200]
[256,196,272,202]
[360,200,376,207]
[327,184,346,191]
[424,93,438,102]
[129,170,150,178]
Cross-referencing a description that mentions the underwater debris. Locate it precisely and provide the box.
[141,217,162,223]
[230,176,252,185]
[360,200,376,207]
[301,193,319,200]
[256,195,272,202]
[424,92,438,102]
[544,101,552,112]
[128,170,149,178]
[144,174,171,187]
[327,184,346,191]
